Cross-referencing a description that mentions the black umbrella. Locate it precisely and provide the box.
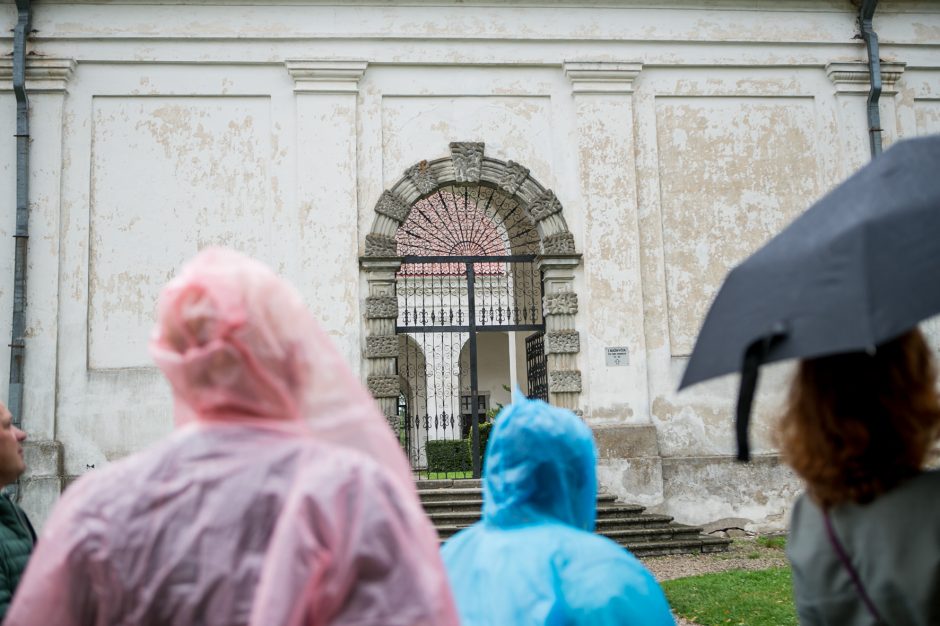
[679,134,940,461]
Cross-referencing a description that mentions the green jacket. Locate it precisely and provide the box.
[0,493,35,621]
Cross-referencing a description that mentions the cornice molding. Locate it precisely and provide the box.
[826,61,906,96]
[0,58,76,93]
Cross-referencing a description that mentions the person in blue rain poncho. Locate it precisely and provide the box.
[441,393,674,626]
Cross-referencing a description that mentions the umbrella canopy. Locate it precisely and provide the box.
[679,134,940,460]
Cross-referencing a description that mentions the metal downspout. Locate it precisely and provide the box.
[859,0,883,157]
[10,0,32,456]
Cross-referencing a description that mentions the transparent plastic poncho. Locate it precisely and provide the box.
[441,394,675,625]
[7,248,459,626]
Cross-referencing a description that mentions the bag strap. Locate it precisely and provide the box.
[823,510,886,624]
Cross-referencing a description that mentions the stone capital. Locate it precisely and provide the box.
[0,58,76,94]
[826,61,906,96]
[564,61,642,95]
[359,256,402,273]
[285,60,367,94]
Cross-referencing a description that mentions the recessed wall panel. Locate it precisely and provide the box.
[88,96,273,369]
[915,100,940,135]
[656,96,819,356]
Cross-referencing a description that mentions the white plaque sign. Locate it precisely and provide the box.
[605,346,629,366]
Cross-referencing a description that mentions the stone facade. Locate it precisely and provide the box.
[2,1,938,531]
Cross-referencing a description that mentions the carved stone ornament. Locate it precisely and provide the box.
[543,292,579,316]
[497,160,530,195]
[367,375,399,398]
[548,370,582,393]
[404,161,438,195]
[541,232,576,255]
[450,142,484,184]
[374,191,410,223]
[365,296,398,319]
[546,330,580,354]
[366,335,399,358]
[527,189,563,221]
[364,233,398,257]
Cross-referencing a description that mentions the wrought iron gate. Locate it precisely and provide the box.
[525,331,548,402]
[396,255,545,478]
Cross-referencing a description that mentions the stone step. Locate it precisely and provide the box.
[597,524,705,543]
[421,498,630,514]
[418,487,618,504]
[416,480,731,557]
[435,519,699,540]
[428,510,669,528]
[619,536,732,558]
[422,500,490,514]
[415,479,482,490]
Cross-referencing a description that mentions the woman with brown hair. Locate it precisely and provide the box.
[780,328,940,626]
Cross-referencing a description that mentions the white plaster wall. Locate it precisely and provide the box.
[0,0,937,528]
[0,94,15,402]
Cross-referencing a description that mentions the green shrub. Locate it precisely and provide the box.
[464,421,495,464]
[426,439,472,473]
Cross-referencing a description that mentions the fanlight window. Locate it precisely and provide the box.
[396,185,539,276]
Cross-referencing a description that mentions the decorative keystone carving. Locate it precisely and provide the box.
[374,191,410,223]
[367,375,399,398]
[497,160,530,195]
[527,190,563,221]
[366,335,399,358]
[543,292,578,316]
[541,232,576,255]
[364,233,398,257]
[365,296,398,319]
[450,142,484,184]
[404,161,437,195]
[549,370,582,393]
[546,330,580,354]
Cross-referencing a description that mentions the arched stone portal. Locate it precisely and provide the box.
[360,142,583,444]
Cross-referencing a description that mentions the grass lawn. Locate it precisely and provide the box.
[662,567,797,626]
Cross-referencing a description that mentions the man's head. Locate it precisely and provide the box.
[0,403,27,487]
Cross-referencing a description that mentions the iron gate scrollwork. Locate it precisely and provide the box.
[395,184,546,479]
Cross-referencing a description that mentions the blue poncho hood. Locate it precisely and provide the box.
[482,394,597,531]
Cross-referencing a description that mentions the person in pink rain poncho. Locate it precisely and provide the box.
[6,248,459,626]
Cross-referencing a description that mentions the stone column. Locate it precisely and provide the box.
[826,61,906,175]
[539,255,582,412]
[0,58,75,523]
[360,258,402,430]
[286,60,367,371]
